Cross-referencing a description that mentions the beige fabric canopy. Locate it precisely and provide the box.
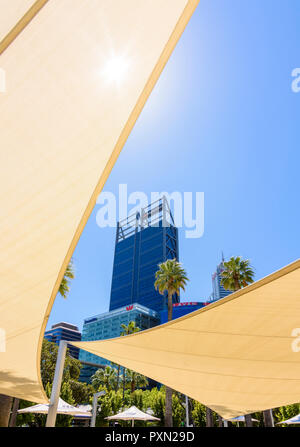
[0,0,199,403]
[72,260,300,419]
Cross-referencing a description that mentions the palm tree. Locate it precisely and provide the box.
[0,395,12,427]
[58,260,75,298]
[0,260,75,426]
[221,255,257,427]
[220,256,254,291]
[154,258,188,427]
[91,366,117,391]
[125,370,149,393]
[120,321,140,336]
[120,322,140,399]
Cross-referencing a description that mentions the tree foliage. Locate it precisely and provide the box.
[58,259,75,299]
[40,339,81,388]
[220,256,254,291]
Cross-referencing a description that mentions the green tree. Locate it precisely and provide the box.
[58,259,75,298]
[69,380,94,405]
[91,366,118,392]
[125,370,148,393]
[154,258,188,427]
[221,255,255,426]
[16,340,82,427]
[145,387,165,426]
[120,321,140,336]
[40,339,81,388]
[120,321,141,396]
[172,393,185,427]
[191,401,207,427]
[275,403,300,426]
[220,256,254,291]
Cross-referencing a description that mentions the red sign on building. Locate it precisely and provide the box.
[173,302,199,307]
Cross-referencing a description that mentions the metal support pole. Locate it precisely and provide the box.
[91,394,98,427]
[185,395,189,427]
[46,340,67,427]
[91,391,106,427]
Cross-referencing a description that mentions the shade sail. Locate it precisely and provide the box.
[72,259,300,419]
[105,406,160,421]
[0,0,37,42]
[17,398,91,416]
[0,0,199,403]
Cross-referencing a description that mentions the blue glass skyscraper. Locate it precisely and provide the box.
[109,197,179,313]
[44,322,81,359]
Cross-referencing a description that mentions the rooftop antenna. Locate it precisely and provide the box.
[221,251,225,263]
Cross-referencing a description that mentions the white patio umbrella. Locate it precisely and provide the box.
[105,406,160,427]
[277,414,300,425]
[226,416,259,425]
[18,398,91,417]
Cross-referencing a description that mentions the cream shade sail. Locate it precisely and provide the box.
[0,0,37,42]
[0,0,199,403]
[72,260,300,419]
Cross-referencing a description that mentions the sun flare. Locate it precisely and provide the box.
[102,54,130,86]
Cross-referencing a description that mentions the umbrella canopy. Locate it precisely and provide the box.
[106,406,160,422]
[72,259,300,419]
[17,398,91,416]
[227,416,259,423]
[277,414,300,425]
[0,0,199,404]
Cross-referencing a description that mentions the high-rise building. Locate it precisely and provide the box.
[79,303,160,383]
[211,255,233,301]
[44,322,81,359]
[160,301,211,324]
[109,197,179,313]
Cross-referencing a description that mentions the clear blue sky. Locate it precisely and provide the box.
[47,0,300,331]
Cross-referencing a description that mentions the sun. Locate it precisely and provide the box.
[102,54,130,86]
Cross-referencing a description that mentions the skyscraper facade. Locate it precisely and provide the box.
[160,301,210,324]
[79,303,159,382]
[109,197,179,313]
[44,322,81,359]
[211,256,233,301]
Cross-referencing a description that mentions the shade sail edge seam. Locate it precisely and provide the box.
[0,0,50,55]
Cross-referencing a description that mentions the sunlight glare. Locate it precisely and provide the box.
[102,54,130,86]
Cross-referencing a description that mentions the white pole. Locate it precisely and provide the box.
[223,420,229,427]
[185,395,189,427]
[46,340,67,427]
[91,394,98,427]
[91,391,106,427]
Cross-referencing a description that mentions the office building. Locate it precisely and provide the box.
[160,301,210,324]
[44,322,81,359]
[79,303,160,383]
[211,255,233,301]
[109,197,179,313]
